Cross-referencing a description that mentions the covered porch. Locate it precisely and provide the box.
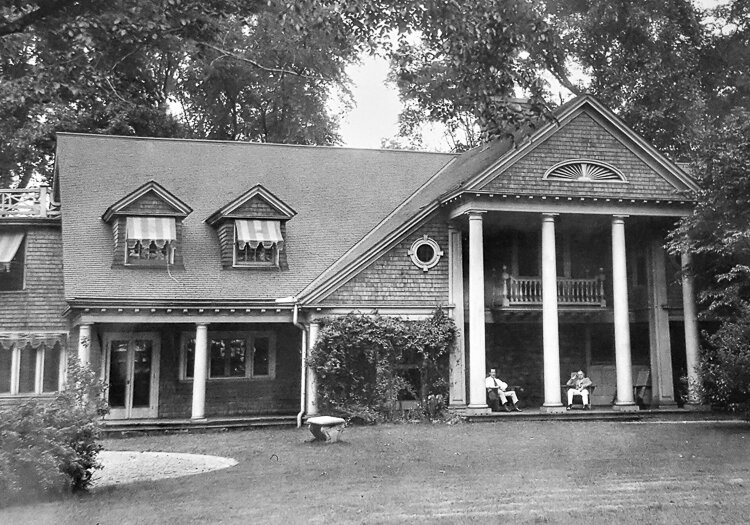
[445,203,702,414]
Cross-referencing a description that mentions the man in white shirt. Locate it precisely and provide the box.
[485,368,522,412]
[566,370,593,409]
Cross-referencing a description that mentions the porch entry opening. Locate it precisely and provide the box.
[104,332,160,419]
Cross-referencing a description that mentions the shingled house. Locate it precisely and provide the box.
[0,95,702,422]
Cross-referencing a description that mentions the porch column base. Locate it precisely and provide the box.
[612,403,640,412]
[540,405,566,414]
[190,417,208,423]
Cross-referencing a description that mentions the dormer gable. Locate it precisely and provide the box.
[206,185,296,270]
[101,181,193,222]
[205,185,296,226]
[102,181,192,268]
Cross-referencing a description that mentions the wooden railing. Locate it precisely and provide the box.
[0,187,59,218]
[496,266,606,307]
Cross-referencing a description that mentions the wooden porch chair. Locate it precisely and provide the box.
[561,384,596,408]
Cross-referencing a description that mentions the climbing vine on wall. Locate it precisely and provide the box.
[308,308,456,422]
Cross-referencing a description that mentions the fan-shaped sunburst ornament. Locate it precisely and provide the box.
[543,160,626,182]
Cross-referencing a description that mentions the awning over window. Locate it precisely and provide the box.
[0,333,66,350]
[235,220,283,250]
[126,217,176,248]
[0,232,24,271]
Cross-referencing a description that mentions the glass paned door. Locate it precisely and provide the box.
[105,333,160,419]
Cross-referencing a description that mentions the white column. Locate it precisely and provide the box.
[448,225,467,406]
[78,324,92,365]
[467,211,488,409]
[541,213,563,409]
[306,322,320,415]
[612,216,636,408]
[191,323,209,420]
[681,252,701,404]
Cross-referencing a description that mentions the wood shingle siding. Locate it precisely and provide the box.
[478,113,683,200]
[321,220,450,306]
[0,225,67,332]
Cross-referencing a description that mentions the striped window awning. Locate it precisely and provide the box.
[235,220,284,250]
[126,217,176,248]
[0,232,24,271]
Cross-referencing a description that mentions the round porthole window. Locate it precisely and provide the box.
[408,235,443,272]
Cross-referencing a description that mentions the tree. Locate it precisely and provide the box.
[547,0,708,159]
[174,5,356,144]
[668,108,750,411]
[388,0,569,151]
[0,0,363,187]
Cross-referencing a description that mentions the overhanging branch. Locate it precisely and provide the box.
[202,43,330,82]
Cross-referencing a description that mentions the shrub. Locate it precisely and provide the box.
[308,308,456,423]
[697,315,750,415]
[0,356,108,506]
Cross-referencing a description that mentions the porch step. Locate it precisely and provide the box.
[102,414,298,436]
[461,407,724,423]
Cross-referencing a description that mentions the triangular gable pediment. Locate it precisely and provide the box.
[101,180,192,222]
[450,96,698,203]
[206,184,296,226]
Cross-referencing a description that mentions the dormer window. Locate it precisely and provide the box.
[125,217,176,265]
[234,220,284,267]
[102,181,192,269]
[206,185,296,270]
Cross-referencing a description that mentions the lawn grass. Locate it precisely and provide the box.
[2,420,749,524]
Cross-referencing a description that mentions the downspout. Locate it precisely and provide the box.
[293,303,307,428]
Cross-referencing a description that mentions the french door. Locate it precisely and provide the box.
[104,332,160,419]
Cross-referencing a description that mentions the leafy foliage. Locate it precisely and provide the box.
[0,0,361,187]
[308,309,456,423]
[697,309,750,414]
[388,0,565,151]
[0,356,108,506]
[668,105,750,413]
[547,0,707,159]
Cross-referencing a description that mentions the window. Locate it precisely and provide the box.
[0,340,63,395]
[0,232,25,291]
[125,217,176,265]
[181,331,275,380]
[408,235,443,272]
[544,160,626,182]
[234,220,283,267]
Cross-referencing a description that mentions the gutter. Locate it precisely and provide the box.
[292,302,308,429]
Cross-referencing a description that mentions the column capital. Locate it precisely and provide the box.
[612,214,629,222]
[195,322,210,328]
[466,210,487,219]
[541,212,559,221]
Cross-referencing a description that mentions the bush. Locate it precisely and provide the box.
[308,308,456,423]
[0,356,108,506]
[698,316,750,416]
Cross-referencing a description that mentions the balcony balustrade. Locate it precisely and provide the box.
[0,187,59,218]
[494,266,607,308]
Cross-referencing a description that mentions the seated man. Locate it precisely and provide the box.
[485,368,522,412]
[566,370,593,409]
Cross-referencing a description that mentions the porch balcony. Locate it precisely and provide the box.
[492,266,607,308]
[0,186,59,219]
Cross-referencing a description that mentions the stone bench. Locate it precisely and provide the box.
[307,416,346,443]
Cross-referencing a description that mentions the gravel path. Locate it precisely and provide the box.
[91,451,238,490]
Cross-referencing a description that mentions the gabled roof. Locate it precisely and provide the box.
[300,95,699,303]
[101,180,193,222]
[55,134,454,304]
[447,95,699,200]
[205,184,296,226]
